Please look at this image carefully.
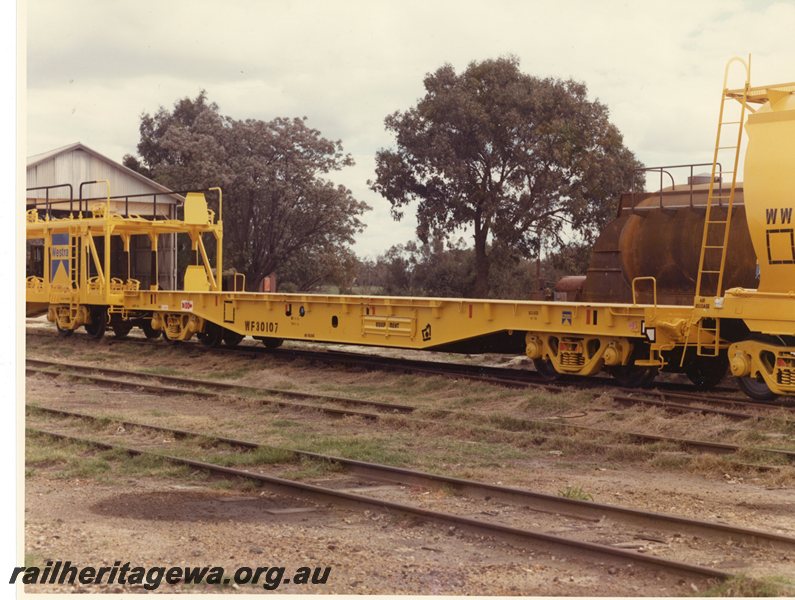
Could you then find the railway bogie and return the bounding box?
[24,63,795,400]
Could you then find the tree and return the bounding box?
[279,244,359,293]
[370,57,642,297]
[355,237,537,299]
[377,238,476,297]
[124,92,369,291]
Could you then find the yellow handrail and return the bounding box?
[209,187,223,222]
[631,276,657,306]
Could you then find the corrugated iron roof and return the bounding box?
[27,142,183,204]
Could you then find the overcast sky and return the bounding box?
[25,0,795,257]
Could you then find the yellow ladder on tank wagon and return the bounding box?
[694,56,751,357]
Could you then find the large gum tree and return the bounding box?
[124,92,369,291]
[371,57,642,297]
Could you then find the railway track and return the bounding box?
[25,357,414,414]
[26,357,795,467]
[28,327,794,414]
[607,394,792,421]
[25,328,548,389]
[26,353,789,423]
[29,408,784,579]
[28,427,735,583]
[28,403,795,551]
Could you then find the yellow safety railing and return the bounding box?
[631,276,658,306]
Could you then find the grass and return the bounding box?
[25,436,114,479]
[257,413,548,475]
[209,476,261,492]
[209,445,296,467]
[391,374,454,396]
[60,456,112,478]
[735,446,791,466]
[25,433,201,481]
[436,434,525,458]
[517,389,589,413]
[527,430,620,457]
[648,452,691,470]
[281,457,344,480]
[26,434,80,468]
[484,414,560,433]
[202,366,253,380]
[65,352,109,362]
[139,366,180,376]
[307,436,407,464]
[316,383,404,400]
[450,393,489,408]
[111,452,199,479]
[702,575,794,597]
[558,485,593,501]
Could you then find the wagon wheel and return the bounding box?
[685,354,728,390]
[199,323,224,347]
[111,320,133,339]
[532,358,560,382]
[261,337,284,349]
[737,374,778,402]
[56,322,73,337]
[140,319,162,339]
[222,330,245,347]
[84,308,107,340]
[610,365,657,388]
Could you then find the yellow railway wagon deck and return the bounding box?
[24,192,698,385]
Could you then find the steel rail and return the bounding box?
[651,388,795,411]
[24,357,414,414]
[608,395,775,421]
[25,365,382,420]
[18,328,729,395]
[230,344,746,397]
[26,361,795,464]
[28,403,795,553]
[28,327,779,405]
[26,426,732,582]
[24,329,540,389]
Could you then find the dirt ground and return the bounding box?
[22,325,795,595]
[27,472,710,595]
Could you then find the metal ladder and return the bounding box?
[695,56,751,357]
[67,233,80,327]
[69,233,80,290]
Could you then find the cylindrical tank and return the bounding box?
[581,184,757,305]
[554,275,586,302]
[618,189,757,302]
[744,88,795,294]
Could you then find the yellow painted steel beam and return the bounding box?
[128,289,685,351]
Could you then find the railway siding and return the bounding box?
[24,336,795,594]
[27,403,795,555]
[25,357,795,468]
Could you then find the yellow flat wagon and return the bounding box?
[24,61,795,400]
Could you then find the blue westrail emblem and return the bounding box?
[51,233,70,280]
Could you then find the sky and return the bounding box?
[24,0,795,258]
